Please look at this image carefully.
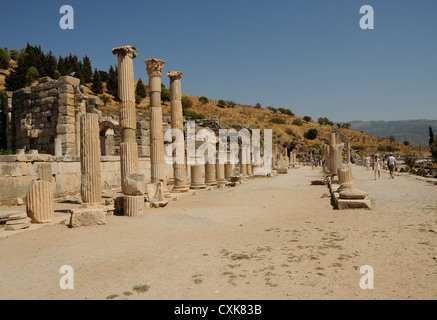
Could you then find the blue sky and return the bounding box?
[1,0,436,122]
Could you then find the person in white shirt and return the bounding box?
[364,155,371,171]
[387,153,396,179]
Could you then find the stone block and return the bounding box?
[56,124,75,134]
[5,223,30,231]
[69,208,105,227]
[58,76,80,86]
[124,173,145,195]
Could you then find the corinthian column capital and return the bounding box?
[145,58,165,77]
[112,45,138,59]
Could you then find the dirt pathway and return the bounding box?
[0,165,436,300]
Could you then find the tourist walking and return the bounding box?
[388,153,396,179]
[364,155,371,171]
[373,155,381,180]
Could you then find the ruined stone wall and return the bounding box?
[0,154,174,205]
[8,76,86,156]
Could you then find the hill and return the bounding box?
[0,47,424,157]
[349,120,437,148]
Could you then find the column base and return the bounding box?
[205,180,217,186]
[172,185,190,193]
[190,183,207,189]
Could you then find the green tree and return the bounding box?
[182,96,193,111]
[0,48,11,69]
[10,49,20,61]
[106,65,118,98]
[303,116,312,123]
[27,66,39,81]
[292,119,303,126]
[341,123,351,129]
[255,103,262,108]
[429,125,435,146]
[135,78,147,100]
[199,96,209,104]
[305,128,318,140]
[161,87,170,103]
[91,69,103,94]
[267,106,277,113]
[403,141,410,146]
[318,117,333,126]
[227,100,236,108]
[217,100,226,108]
[184,110,205,119]
[82,56,93,83]
[270,118,286,124]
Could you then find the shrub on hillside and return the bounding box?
[184,110,205,119]
[303,116,312,123]
[267,106,277,113]
[182,96,193,110]
[270,118,286,124]
[0,48,10,69]
[199,96,209,104]
[403,153,418,170]
[100,94,111,106]
[217,100,226,108]
[292,119,303,126]
[285,128,296,136]
[318,117,333,126]
[305,128,318,140]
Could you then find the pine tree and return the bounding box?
[91,69,103,94]
[82,56,92,83]
[106,65,118,98]
[135,78,147,98]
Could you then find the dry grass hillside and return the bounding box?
[1,65,423,156]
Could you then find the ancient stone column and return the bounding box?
[216,160,227,183]
[26,179,54,223]
[80,113,102,204]
[190,164,206,189]
[146,58,170,197]
[120,142,139,192]
[239,147,247,177]
[168,71,189,192]
[337,164,354,192]
[112,45,140,193]
[225,163,234,181]
[345,141,351,164]
[205,162,217,186]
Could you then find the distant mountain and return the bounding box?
[349,120,437,147]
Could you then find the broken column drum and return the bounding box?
[26,179,54,223]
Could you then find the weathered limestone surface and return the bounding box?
[216,162,227,183]
[26,179,54,223]
[190,164,206,189]
[70,208,105,227]
[168,71,189,192]
[123,195,144,217]
[225,163,234,181]
[205,162,217,186]
[146,58,170,197]
[80,113,102,204]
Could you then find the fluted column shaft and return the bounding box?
[112,46,139,195]
[205,162,217,186]
[26,179,54,223]
[146,59,169,196]
[80,113,102,203]
[168,71,189,192]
